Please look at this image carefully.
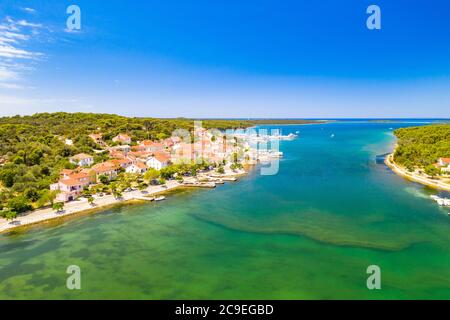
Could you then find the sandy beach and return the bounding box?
[385,153,450,192]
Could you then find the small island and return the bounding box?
[385,124,450,192]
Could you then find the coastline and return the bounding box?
[0,171,247,235]
[385,148,450,192]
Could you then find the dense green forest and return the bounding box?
[0,112,320,216]
[393,124,450,172]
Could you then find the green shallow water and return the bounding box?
[0,121,449,299]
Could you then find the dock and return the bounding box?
[221,177,237,182]
[182,182,217,188]
[132,196,155,201]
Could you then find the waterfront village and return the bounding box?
[49,127,296,203]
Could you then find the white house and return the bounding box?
[147,152,170,170]
[91,162,119,182]
[438,158,450,173]
[70,153,94,167]
[113,133,132,144]
[437,158,450,167]
[126,162,148,174]
[108,145,131,154]
[140,140,165,152]
[50,179,86,202]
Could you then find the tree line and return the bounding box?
[0,112,294,219]
[393,124,450,174]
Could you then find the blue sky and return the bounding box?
[0,0,449,118]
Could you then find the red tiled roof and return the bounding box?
[129,151,151,158]
[92,162,119,173]
[153,151,170,163]
[110,158,132,166]
[67,172,90,180]
[136,162,147,169]
[141,140,154,146]
[115,134,131,140]
[141,140,164,147]
[61,169,74,175]
[127,154,137,161]
[80,169,95,175]
[110,151,125,159]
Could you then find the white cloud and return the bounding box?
[21,8,37,14]
[1,31,30,41]
[0,44,41,59]
[17,20,43,28]
[0,16,45,90]
[0,36,18,44]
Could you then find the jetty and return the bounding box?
[430,195,450,206]
[132,196,155,201]
[221,177,238,182]
[182,182,216,188]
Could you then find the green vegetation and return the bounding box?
[0,208,16,221]
[159,162,213,180]
[230,163,243,171]
[143,168,160,182]
[4,209,17,223]
[424,165,441,177]
[0,112,257,212]
[393,124,450,172]
[52,202,64,212]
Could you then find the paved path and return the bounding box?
[0,180,181,234]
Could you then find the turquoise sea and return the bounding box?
[0,121,449,299]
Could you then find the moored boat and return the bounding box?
[431,195,450,206]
